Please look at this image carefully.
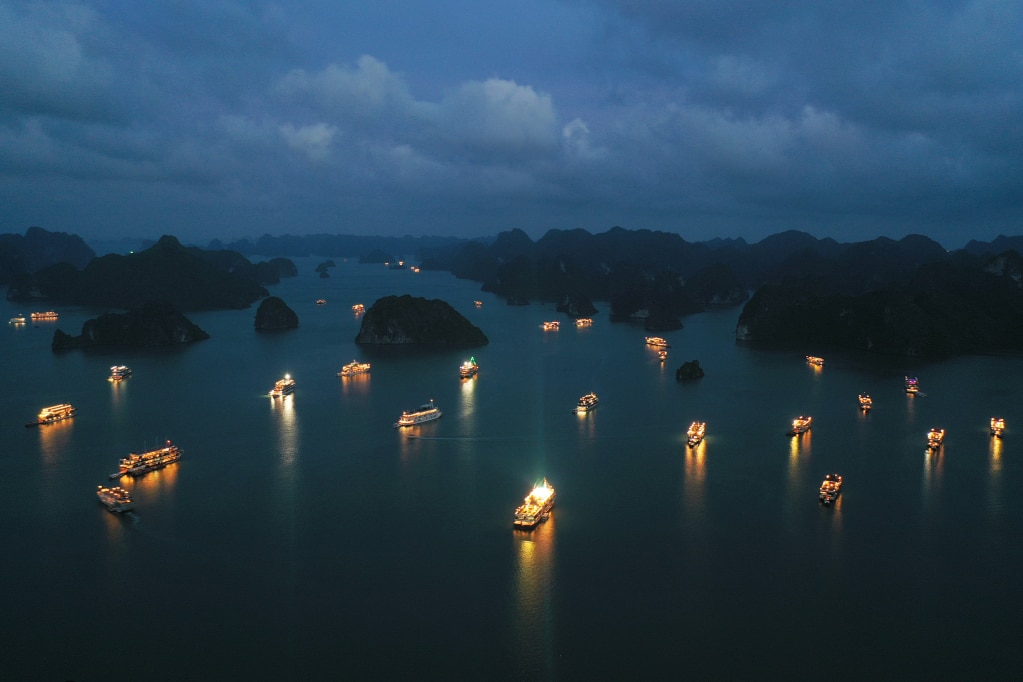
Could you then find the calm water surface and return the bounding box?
[2,260,1021,680]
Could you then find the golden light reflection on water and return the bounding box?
[397,431,424,463]
[109,377,126,407]
[989,436,1003,474]
[270,394,299,468]
[922,446,943,506]
[988,436,1003,518]
[459,374,477,422]
[124,463,180,502]
[339,372,370,397]
[38,420,74,466]
[575,409,596,439]
[683,439,706,516]
[513,515,555,679]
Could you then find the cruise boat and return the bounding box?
[114,441,183,478]
[540,321,560,331]
[459,357,479,379]
[394,399,442,428]
[30,311,59,321]
[269,374,296,397]
[352,303,365,313]
[108,365,133,381]
[991,417,1005,438]
[927,428,945,450]
[575,318,592,327]
[905,376,920,394]
[338,360,371,377]
[97,485,134,513]
[687,421,706,447]
[9,315,26,325]
[576,392,599,413]
[789,415,813,435]
[513,479,556,530]
[645,336,670,348]
[25,403,77,427]
[806,355,824,366]
[819,474,843,506]
[658,350,668,362]
[858,393,873,411]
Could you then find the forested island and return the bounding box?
[6,225,1023,358]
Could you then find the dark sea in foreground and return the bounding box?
[3,259,1021,680]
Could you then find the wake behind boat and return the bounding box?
[394,399,442,428]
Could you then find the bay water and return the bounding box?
[2,259,1020,680]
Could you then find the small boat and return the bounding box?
[575,318,593,327]
[991,417,1005,438]
[269,374,295,397]
[459,357,479,379]
[806,355,824,366]
[474,300,483,307]
[9,315,26,325]
[927,428,945,450]
[658,350,668,362]
[858,393,873,411]
[108,365,133,381]
[394,399,442,428]
[819,474,843,506]
[97,485,134,513]
[576,392,599,413]
[645,336,670,348]
[905,376,920,394]
[338,360,371,377]
[30,311,59,321]
[789,415,813,435]
[513,479,556,530]
[352,303,365,313]
[540,321,560,331]
[315,299,327,305]
[687,421,706,447]
[26,403,77,427]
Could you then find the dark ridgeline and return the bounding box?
[355,294,488,347]
[51,301,210,351]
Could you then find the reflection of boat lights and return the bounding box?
[990,437,1003,473]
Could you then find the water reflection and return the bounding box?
[339,373,370,398]
[397,430,424,463]
[988,436,1003,518]
[38,420,74,467]
[922,446,943,507]
[124,464,180,504]
[109,377,127,408]
[512,515,556,680]
[682,439,706,517]
[459,374,477,428]
[575,408,596,439]
[270,395,299,468]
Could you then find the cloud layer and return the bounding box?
[1,0,1020,247]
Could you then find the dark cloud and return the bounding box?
[1,0,1020,248]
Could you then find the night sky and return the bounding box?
[2,1,1021,247]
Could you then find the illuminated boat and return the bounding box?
[352,303,365,313]
[9,315,26,325]
[540,321,560,331]
[269,374,296,397]
[474,300,483,307]
[645,336,670,348]
[789,415,813,435]
[991,417,1005,438]
[658,350,668,362]
[315,299,327,305]
[30,311,59,321]
[927,428,945,450]
[513,479,556,530]
[114,441,182,478]
[25,403,77,427]
[806,355,824,366]
[575,318,592,327]
[687,421,706,447]
[97,485,134,513]
[858,393,873,411]
[394,399,442,428]
[905,376,920,394]
[338,360,371,377]
[108,365,133,381]
[819,474,843,506]
[576,392,599,413]
[459,357,479,379]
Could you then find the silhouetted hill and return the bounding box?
[9,235,268,310]
[355,295,488,347]
[51,301,210,350]
[0,226,95,285]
